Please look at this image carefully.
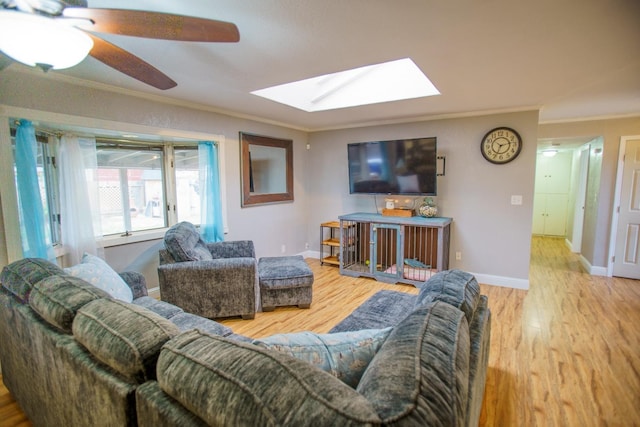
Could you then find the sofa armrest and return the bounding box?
[119,271,148,298]
[157,258,257,319]
[205,240,255,259]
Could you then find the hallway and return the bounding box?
[480,236,640,425]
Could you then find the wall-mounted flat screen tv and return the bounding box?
[347,137,437,195]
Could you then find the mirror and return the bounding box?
[240,132,293,207]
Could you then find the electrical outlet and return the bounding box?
[455,251,462,261]
[305,242,309,249]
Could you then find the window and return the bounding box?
[11,122,210,242]
[11,132,61,245]
[174,146,201,224]
[96,143,167,235]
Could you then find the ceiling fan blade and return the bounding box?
[0,51,14,71]
[63,8,240,42]
[87,33,177,90]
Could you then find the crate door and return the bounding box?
[371,223,402,282]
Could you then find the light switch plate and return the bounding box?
[511,195,523,205]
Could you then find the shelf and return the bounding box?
[320,221,342,267]
[322,256,339,265]
[322,238,340,246]
[321,221,340,228]
[321,220,352,229]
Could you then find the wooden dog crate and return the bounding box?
[339,212,451,288]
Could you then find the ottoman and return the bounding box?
[258,255,314,311]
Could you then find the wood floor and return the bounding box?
[1,236,639,426]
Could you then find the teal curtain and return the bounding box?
[14,119,54,260]
[198,141,224,242]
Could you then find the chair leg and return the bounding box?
[298,304,311,309]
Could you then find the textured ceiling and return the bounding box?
[3,0,640,131]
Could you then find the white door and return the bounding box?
[613,138,640,278]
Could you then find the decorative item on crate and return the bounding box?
[418,197,438,218]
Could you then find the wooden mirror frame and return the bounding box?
[240,132,294,207]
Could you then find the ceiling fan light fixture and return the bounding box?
[0,11,93,70]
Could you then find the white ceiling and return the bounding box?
[3,0,640,132]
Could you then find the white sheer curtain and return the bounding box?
[58,134,103,265]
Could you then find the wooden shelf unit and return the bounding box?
[338,212,452,288]
[320,221,342,266]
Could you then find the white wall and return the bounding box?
[307,111,540,288]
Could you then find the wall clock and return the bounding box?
[480,127,522,164]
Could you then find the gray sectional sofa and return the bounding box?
[0,257,490,426]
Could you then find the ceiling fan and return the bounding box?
[0,0,240,89]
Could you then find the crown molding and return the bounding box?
[5,66,639,134]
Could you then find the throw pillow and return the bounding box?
[64,253,133,303]
[163,221,212,262]
[253,327,392,388]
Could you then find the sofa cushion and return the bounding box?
[0,258,65,302]
[133,296,184,319]
[357,301,470,425]
[73,298,180,383]
[329,290,416,333]
[170,312,233,337]
[29,275,111,333]
[157,330,381,426]
[65,254,133,303]
[164,221,212,262]
[415,269,480,323]
[253,327,391,388]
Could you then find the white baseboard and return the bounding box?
[302,250,321,259]
[302,250,530,289]
[579,254,608,276]
[472,273,530,290]
[565,238,574,252]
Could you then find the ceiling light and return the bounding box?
[542,149,558,157]
[0,11,93,71]
[251,58,440,112]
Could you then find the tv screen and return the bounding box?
[347,137,437,195]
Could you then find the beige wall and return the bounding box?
[308,111,540,288]
[1,67,638,287]
[0,69,310,285]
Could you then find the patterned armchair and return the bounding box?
[157,222,257,319]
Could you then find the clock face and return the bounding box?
[480,127,522,164]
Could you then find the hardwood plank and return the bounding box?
[1,236,639,426]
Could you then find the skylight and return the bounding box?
[251,58,440,112]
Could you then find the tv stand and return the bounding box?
[338,212,451,288]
